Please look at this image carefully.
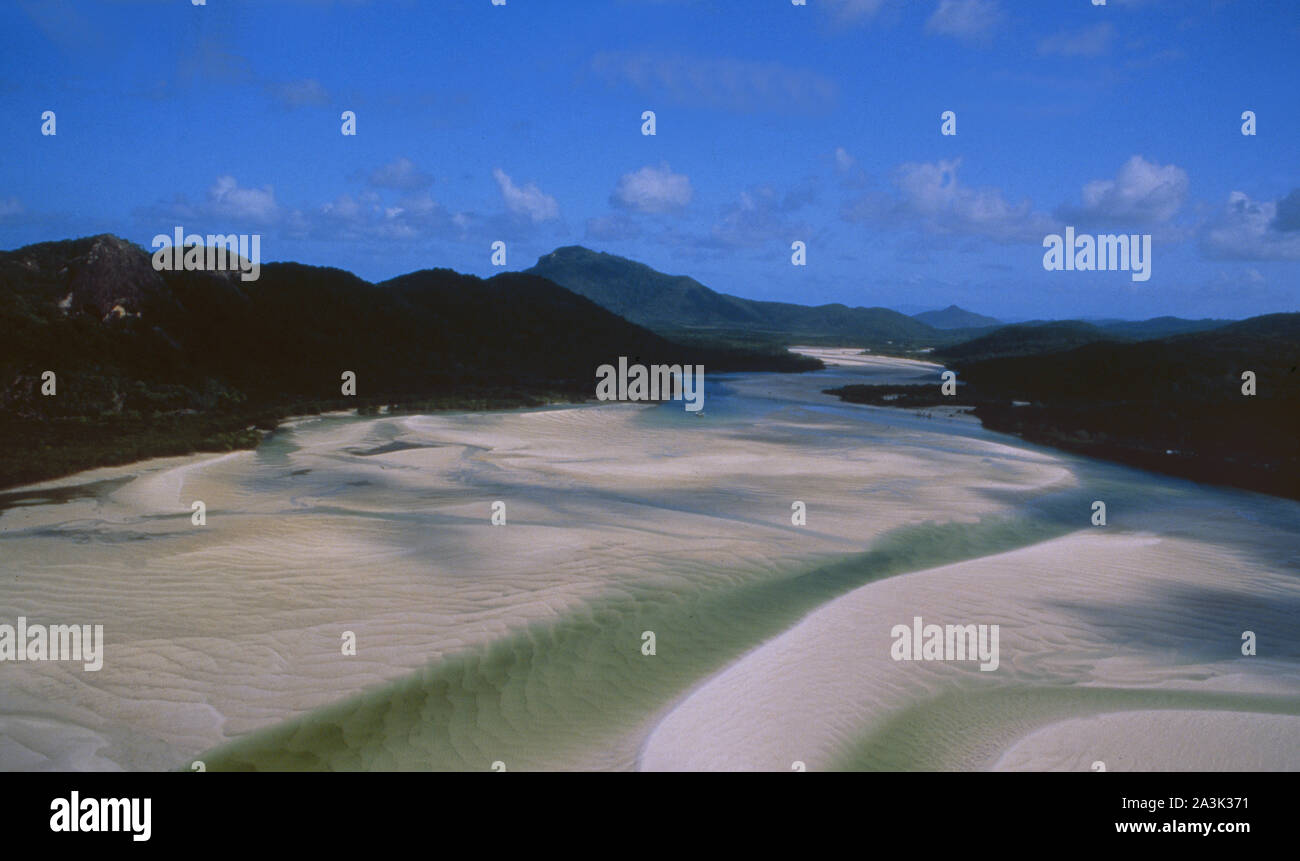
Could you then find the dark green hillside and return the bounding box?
[935,317,1237,364]
[526,245,944,349]
[933,321,1109,363]
[0,235,818,489]
[1095,316,1230,339]
[912,305,1002,330]
[827,314,1300,499]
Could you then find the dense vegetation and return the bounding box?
[1087,315,1231,339]
[4,234,1285,500]
[911,304,1002,330]
[827,314,1300,499]
[932,321,1115,363]
[527,245,1236,355]
[931,317,1241,364]
[0,235,819,489]
[527,245,947,350]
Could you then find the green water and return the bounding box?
[830,685,1300,771]
[198,510,1078,771]
[185,371,1297,771]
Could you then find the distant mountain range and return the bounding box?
[933,317,1241,364]
[1,234,1286,494]
[526,246,940,349]
[828,312,1300,499]
[911,305,1002,330]
[523,242,1298,499]
[527,245,1239,351]
[0,235,814,488]
[1,235,812,406]
[934,321,1115,364]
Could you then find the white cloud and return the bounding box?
[834,147,856,173]
[319,193,365,223]
[206,176,279,223]
[1201,191,1300,261]
[146,174,464,245]
[1062,155,1188,225]
[393,192,440,219]
[0,196,22,218]
[845,158,1054,242]
[707,186,805,249]
[925,0,1002,43]
[309,187,449,242]
[492,168,560,223]
[611,163,693,214]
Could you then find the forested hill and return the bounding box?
[526,245,942,349]
[911,305,1001,330]
[828,313,1300,499]
[0,234,817,489]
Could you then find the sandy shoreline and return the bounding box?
[2,355,1296,771]
[638,525,1300,771]
[991,711,1300,771]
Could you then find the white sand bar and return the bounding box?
[2,356,1296,771]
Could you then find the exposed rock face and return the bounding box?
[0,234,168,319]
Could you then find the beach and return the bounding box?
[1,353,1296,771]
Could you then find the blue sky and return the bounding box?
[1,0,1297,320]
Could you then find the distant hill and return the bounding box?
[934,321,1109,363]
[1011,316,1232,339]
[956,314,1300,497]
[912,305,1001,330]
[526,246,943,349]
[523,247,1234,354]
[934,316,1238,364]
[1213,312,1300,339]
[953,314,1299,409]
[1094,316,1232,339]
[828,313,1300,499]
[0,235,817,489]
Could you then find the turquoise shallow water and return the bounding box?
[2,357,1293,771]
[832,687,1300,771]
[197,509,1078,771]
[174,362,1297,771]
